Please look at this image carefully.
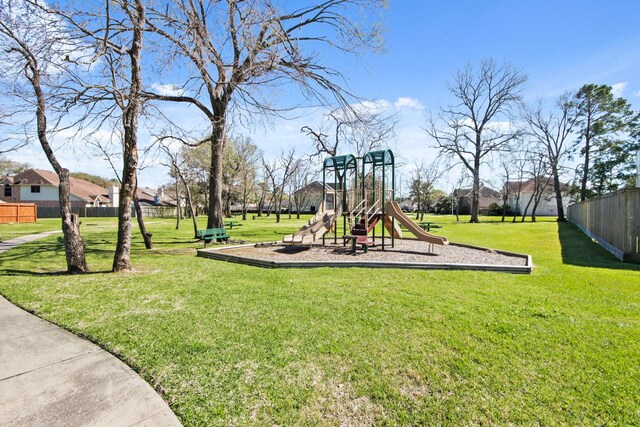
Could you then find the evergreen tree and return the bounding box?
[574,84,637,200]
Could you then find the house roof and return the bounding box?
[12,169,110,203]
[454,185,501,198]
[136,187,175,206]
[506,177,569,193]
[292,180,336,196]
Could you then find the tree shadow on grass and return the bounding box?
[2,269,112,276]
[557,221,640,271]
[0,238,115,263]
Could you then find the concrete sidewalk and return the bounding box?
[0,233,181,426]
[0,230,61,253]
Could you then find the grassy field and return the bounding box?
[1,214,639,425]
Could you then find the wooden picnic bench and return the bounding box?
[197,228,230,247]
[417,222,442,232]
[223,221,243,229]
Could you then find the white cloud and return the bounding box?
[149,83,186,97]
[633,90,640,97]
[353,99,392,114]
[394,97,424,110]
[486,121,515,133]
[611,82,628,97]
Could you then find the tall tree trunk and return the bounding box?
[501,173,509,222]
[175,176,181,230]
[31,64,87,273]
[207,103,227,228]
[241,188,248,221]
[470,139,481,223]
[113,159,137,270]
[207,138,225,228]
[58,169,88,273]
[580,109,592,201]
[176,171,198,238]
[552,165,566,221]
[113,0,144,271]
[521,194,534,222]
[531,196,540,222]
[257,193,264,217]
[133,193,153,249]
[512,191,521,223]
[470,170,480,223]
[501,196,508,222]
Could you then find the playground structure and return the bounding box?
[282,150,448,251]
[281,201,341,245]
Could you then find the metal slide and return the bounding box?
[385,201,448,245]
[282,204,341,245]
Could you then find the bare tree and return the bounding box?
[221,136,259,218]
[0,158,29,176]
[108,0,146,270]
[143,0,385,229]
[496,144,528,222]
[161,143,199,238]
[427,59,527,223]
[408,160,442,221]
[262,149,297,223]
[0,111,28,155]
[235,138,261,220]
[256,177,269,217]
[0,0,87,273]
[523,94,578,221]
[89,131,153,251]
[451,168,470,222]
[520,148,552,222]
[303,107,397,160]
[48,0,148,270]
[180,142,211,215]
[289,158,316,219]
[498,157,511,222]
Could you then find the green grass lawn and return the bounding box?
[1,214,639,425]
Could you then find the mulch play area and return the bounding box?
[197,238,532,273]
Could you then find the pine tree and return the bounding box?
[574,84,637,200]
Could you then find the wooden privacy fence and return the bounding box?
[567,188,640,262]
[0,203,37,223]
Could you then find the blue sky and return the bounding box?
[243,0,640,194]
[361,0,640,102]
[8,0,640,190]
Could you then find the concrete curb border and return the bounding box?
[197,241,533,274]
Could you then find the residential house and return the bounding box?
[136,186,175,207]
[505,177,570,216]
[1,176,16,203]
[1,169,114,208]
[288,181,339,213]
[453,184,501,215]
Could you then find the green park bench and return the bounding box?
[197,228,230,247]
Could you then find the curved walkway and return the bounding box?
[0,233,181,426]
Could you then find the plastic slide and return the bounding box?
[283,205,341,245]
[383,214,403,238]
[385,201,448,245]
